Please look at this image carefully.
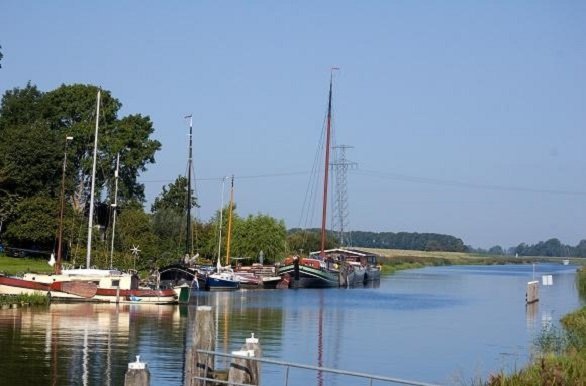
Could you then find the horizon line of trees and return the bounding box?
[345,230,467,252]
[472,238,586,258]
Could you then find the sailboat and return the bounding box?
[158,115,203,296]
[277,70,340,288]
[205,176,240,291]
[0,91,178,304]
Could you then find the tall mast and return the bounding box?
[109,153,120,269]
[320,69,336,257]
[217,177,227,265]
[225,175,234,266]
[185,115,193,257]
[86,90,101,269]
[56,135,73,274]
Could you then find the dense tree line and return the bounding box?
[345,231,467,252]
[511,238,586,258]
[467,239,586,258]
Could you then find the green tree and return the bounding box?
[0,121,61,197]
[150,175,201,264]
[233,213,287,263]
[115,207,158,271]
[106,113,161,202]
[576,240,586,258]
[488,245,504,255]
[193,220,216,260]
[205,205,239,262]
[42,84,161,204]
[151,176,197,214]
[0,191,19,238]
[0,83,44,129]
[151,207,185,264]
[287,229,338,256]
[3,196,58,249]
[0,83,161,251]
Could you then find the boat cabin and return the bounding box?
[308,248,379,266]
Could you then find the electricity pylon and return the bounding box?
[331,145,357,247]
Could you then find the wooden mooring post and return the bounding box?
[124,355,150,386]
[526,280,539,304]
[185,305,215,386]
[228,333,262,385]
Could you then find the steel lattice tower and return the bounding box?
[331,145,357,246]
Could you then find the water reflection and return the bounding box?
[0,264,581,386]
[0,303,183,386]
[525,301,538,329]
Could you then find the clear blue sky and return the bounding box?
[1,1,585,249]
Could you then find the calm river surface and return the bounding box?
[0,263,582,386]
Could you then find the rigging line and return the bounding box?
[297,82,334,239]
[141,170,311,184]
[234,171,309,180]
[299,114,327,232]
[352,169,586,196]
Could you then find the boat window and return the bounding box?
[112,280,120,287]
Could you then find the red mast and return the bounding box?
[320,69,338,257]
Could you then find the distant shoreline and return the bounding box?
[362,247,585,274]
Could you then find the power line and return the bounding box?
[141,170,310,184]
[352,169,586,196]
[141,168,586,196]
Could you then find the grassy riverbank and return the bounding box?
[362,248,543,275]
[0,293,49,307]
[484,268,586,385]
[0,254,54,276]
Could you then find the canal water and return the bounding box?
[0,263,582,386]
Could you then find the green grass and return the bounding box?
[0,293,49,306]
[577,268,586,300]
[486,353,586,386]
[0,254,54,276]
[366,248,539,275]
[361,248,586,277]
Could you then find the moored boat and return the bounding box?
[202,176,241,292]
[232,270,263,288]
[0,269,178,304]
[340,261,366,287]
[233,262,281,289]
[278,256,339,288]
[277,69,342,289]
[0,91,178,304]
[205,271,240,291]
[205,260,240,291]
[314,248,381,283]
